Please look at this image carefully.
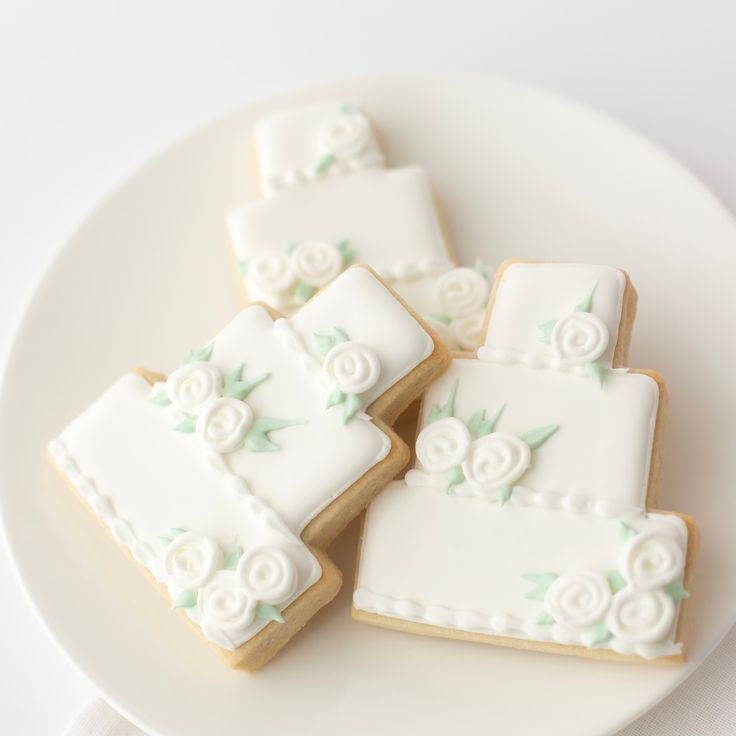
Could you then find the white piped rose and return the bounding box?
[461,432,531,495]
[619,532,684,591]
[291,242,343,288]
[320,112,371,159]
[163,532,223,590]
[606,588,675,644]
[435,267,489,319]
[166,363,222,415]
[196,397,253,453]
[237,546,297,605]
[415,417,471,472]
[551,312,609,365]
[247,249,295,296]
[452,312,486,351]
[323,341,380,395]
[544,571,612,629]
[198,570,256,632]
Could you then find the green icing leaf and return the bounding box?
[333,326,350,344]
[522,573,558,601]
[314,332,336,357]
[430,313,452,326]
[172,590,197,609]
[149,391,172,406]
[256,601,285,623]
[665,581,690,601]
[618,521,638,543]
[444,466,465,492]
[339,103,357,114]
[326,388,346,409]
[535,610,555,626]
[295,282,317,303]
[222,364,270,400]
[574,282,599,313]
[520,424,559,449]
[538,320,557,345]
[586,620,613,648]
[586,361,605,389]
[285,242,297,254]
[473,259,488,279]
[173,417,197,433]
[315,152,337,173]
[245,417,304,452]
[170,527,186,536]
[235,259,248,275]
[223,546,243,571]
[468,404,505,438]
[342,393,363,424]
[336,240,354,265]
[181,343,214,366]
[607,569,627,594]
[428,379,459,423]
[158,535,173,546]
[497,485,513,506]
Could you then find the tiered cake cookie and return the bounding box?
[49,266,450,670]
[354,260,697,662]
[226,101,493,350]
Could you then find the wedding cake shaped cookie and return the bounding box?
[354,261,697,662]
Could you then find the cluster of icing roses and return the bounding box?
[414,380,558,502]
[525,523,688,649]
[151,345,298,454]
[162,529,298,646]
[538,282,610,386]
[240,240,353,308]
[430,262,491,351]
[314,326,381,424]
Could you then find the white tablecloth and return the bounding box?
[1,1,734,733]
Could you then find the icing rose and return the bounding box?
[606,588,676,644]
[415,417,471,472]
[619,532,685,591]
[452,312,486,351]
[320,112,371,159]
[237,546,297,605]
[291,242,344,288]
[163,532,223,590]
[198,570,256,632]
[323,341,381,395]
[461,433,531,495]
[196,397,253,453]
[550,312,609,365]
[435,267,489,319]
[247,249,295,296]
[165,363,222,415]
[544,572,612,629]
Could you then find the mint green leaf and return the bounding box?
[235,259,248,275]
[586,361,605,389]
[586,620,613,648]
[256,601,285,623]
[315,152,337,173]
[223,546,243,571]
[336,240,354,265]
[429,313,452,326]
[342,393,363,423]
[473,259,488,279]
[223,373,270,400]
[333,326,350,344]
[444,466,465,492]
[295,282,317,303]
[172,590,197,609]
[520,424,559,449]
[314,332,336,357]
[224,363,244,386]
[498,485,513,506]
[181,344,214,366]
[169,527,186,536]
[535,610,555,626]
[173,417,197,433]
[149,391,172,406]
[158,535,173,546]
[607,569,627,594]
[468,404,505,437]
[285,242,297,253]
[522,573,558,601]
[574,282,599,313]
[326,388,346,409]
[665,581,690,601]
[339,103,356,114]
[618,521,638,543]
[428,379,459,423]
[245,417,304,452]
[538,320,557,345]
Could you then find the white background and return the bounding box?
[1,1,735,733]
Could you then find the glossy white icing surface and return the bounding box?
[254,101,384,195]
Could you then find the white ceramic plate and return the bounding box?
[2,75,735,736]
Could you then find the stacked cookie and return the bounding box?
[48,101,696,671]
